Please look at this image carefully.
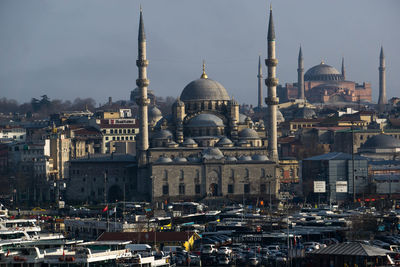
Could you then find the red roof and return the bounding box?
[73,127,101,136]
[289,118,324,123]
[97,232,195,243]
[278,136,296,143]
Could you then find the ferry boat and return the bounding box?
[0,244,171,266]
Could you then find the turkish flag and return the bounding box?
[102,205,108,212]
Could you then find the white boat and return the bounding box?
[0,216,65,244]
[0,246,171,266]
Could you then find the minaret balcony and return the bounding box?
[265,78,279,87]
[135,97,150,106]
[265,96,279,105]
[265,58,278,67]
[136,59,149,67]
[136,78,150,87]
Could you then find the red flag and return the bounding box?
[102,205,108,212]
[6,250,10,257]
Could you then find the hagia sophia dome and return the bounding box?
[304,62,344,82]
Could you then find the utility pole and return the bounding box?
[352,122,356,203]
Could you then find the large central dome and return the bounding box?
[304,62,343,81]
[180,76,230,101]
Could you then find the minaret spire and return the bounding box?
[378,46,387,112]
[297,46,305,100]
[265,6,279,162]
[136,7,150,166]
[341,57,346,80]
[257,55,263,109]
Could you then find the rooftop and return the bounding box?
[305,152,367,161]
[309,242,391,257]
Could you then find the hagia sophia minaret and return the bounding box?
[265,6,279,162]
[297,46,305,100]
[341,57,346,80]
[378,46,387,111]
[136,7,150,166]
[257,55,263,109]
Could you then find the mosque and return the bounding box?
[133,8,290,205]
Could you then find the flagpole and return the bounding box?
[107,207,109,232]
[104,172,109,232]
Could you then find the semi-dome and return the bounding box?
[277,109,285,123]
[225,156,237,161]
[187,113,224,127]
[152,129,173,139]
[252,154,269,161]
[239,128,260,139]
[166,140,179,148]
[202,147,224,160]
[187,156,201,163]
[180,77,230,101]
[238,155,252,161]
[174,157,188,163]
[362,134,400,149]
[239,113,253,124]
[148,106,162,123]
[183,138,197,145]
[304,62,343,81]
[216,137,233,147]
[155,156,173,163]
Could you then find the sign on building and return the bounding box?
[336,181,348,193]
[314,181,326,193]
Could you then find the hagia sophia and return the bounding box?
[277,48,372,104]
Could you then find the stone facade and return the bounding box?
[67,154,136,204]
[151,157,276,203]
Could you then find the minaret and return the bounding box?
[341,57,346,80]
[136,7,150,166]
[265,6,279,162]
[257,55,263,109]
[378,46,387,111]
[297,46,305,100]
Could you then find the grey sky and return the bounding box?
[0,0,399,106]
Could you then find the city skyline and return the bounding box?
[0,0,399,105]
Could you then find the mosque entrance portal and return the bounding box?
[209,183,218,197]
[108,184,123,202]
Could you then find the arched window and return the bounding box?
[245,168,249,178]
[180,170,184,181]
[163,170,168,181]
[261,168,265,178]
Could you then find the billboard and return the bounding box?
[336,181,348,193]
[314,181,326,193]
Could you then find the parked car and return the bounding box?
[217,255,230,265]
[217,246,232,255]
[201,244,217,254]
[303,242,321,251]
[372,239,391,248]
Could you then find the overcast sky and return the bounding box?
[0,0,399,106]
